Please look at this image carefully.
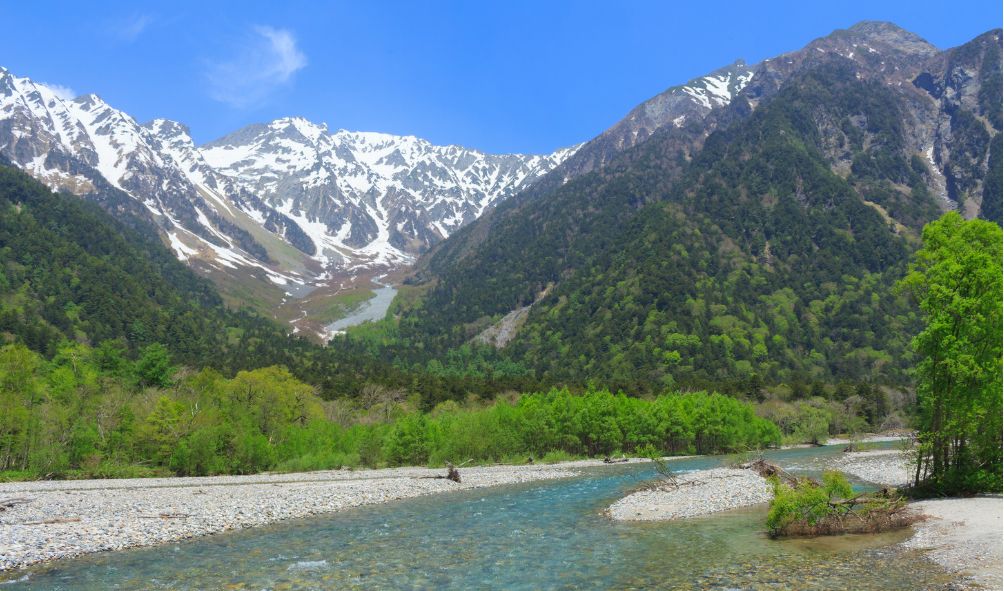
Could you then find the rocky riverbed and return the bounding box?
[0,463,577,571]
[607,467,772,521]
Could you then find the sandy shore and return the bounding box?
[0,462,588,572]
[608,467,772,521]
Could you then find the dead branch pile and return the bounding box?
[768,472,922,538]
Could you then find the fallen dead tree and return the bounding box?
[745,458,798,485]
[24,517,81,525]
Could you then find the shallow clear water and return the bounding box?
[4,446,950,590]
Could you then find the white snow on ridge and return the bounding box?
[64,95,149,190]
[675,67,754,113]
[702,74,733,104]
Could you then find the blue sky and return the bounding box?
[2,1,1000,153]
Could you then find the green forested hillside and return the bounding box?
[508,63,925,389]
[391,49,1000,391]
[0,165,227,358]
[0,164,329,371]
[0,164,895,481]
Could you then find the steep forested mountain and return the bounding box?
[395,23,1002,391]
[0,161,302,364]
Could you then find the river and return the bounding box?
[5,445,952,590]
[325,276,398,333]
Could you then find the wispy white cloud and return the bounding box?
[205,26,307,109]
[40,82,76,101]
[112,14,154,42]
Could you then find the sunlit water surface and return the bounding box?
[4,445,950,590]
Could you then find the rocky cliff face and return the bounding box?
[912,30,1002,219]
[735,23,1001,223]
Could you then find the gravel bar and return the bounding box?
[608,467,772,521]
[831,449,915,488]
[904,496,1003,591]
[0,463,578,571]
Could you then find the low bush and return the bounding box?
[766,470,918,538]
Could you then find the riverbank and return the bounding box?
[0,463,581,572]
[825,433,912,446]
[905,496,1003,591]
[824,449,1001,590]
[607,443,914,523]
[606,448,1001,590]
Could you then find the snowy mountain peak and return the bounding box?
[147,118,192,139]
[200,116,577,268]
[271,116,329,144]
[557,59,756,175]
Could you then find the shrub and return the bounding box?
[767,470,917,537]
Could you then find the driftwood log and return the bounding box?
[747,459,801,486]
[0,497,33,512]
[25,517,81,525]
[139,512,192,519]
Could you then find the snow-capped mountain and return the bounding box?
[0,66,576,296]
[200,118,578,268]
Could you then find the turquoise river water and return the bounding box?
[3,445,952,590]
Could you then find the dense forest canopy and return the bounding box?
[0,339,782,478]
